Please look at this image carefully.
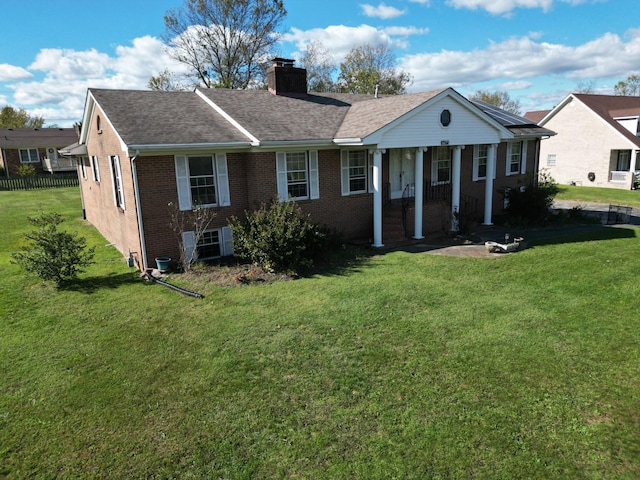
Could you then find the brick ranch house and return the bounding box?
[73,59,554,270]
[0,127,79,177]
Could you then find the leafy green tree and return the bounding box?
[469,89,521,115]
[300,40,338,93]
[0,105,45,128]
[338,44,412,95]
[162,0,286,89]
[228,198,326,273]
[148,69,191,91]
[11,212,95,287]
[614,74,640,96]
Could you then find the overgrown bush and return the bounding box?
[228,198,327,273]
[17,164,36,176]
[504,171,559,226]
[11,212,95,287]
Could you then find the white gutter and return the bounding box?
[128,142,251,155]
[131,150,148,270]
[258,140,335,148]
[333,138,365,146]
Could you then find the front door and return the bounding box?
[389,148,416,199]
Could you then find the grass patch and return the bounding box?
[2,188,640,478]
[556,185,640,207]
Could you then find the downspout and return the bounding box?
[77,157,86,219]
[1,148,9,178]
[533,138,540,188]
[131,150,148,270]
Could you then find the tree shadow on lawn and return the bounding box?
[59,271,141,294]
[524,224,638,248]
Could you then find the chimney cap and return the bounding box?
[271,57,295,67]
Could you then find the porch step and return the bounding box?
[384,202,408,243]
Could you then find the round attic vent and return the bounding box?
[440,109,451,127]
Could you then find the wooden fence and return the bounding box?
[0,174,79,191]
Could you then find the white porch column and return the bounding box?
[451,146,463,231]
[372,148,385,247]
[483,143,498,225]
[630,149,638,190]
[413,147,427,239]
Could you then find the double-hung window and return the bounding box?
[181,227,234,262]
[341,149,373,195]
[276,151,319,201]
[175,154,230,210]
[189,156,218,206]
[616,150,631,171]
[197,230,221,259]
[276,150,320,202]
[506,141,527,176]
[432,147,451,184]
[90,156,101,182]
[19,148,39,163]
[109,155,125,209]
[79,157,88,179]
[473,145,488,181]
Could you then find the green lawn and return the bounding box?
[556,184,640,207]
[2,188,640,478]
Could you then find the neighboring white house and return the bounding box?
[525,94,640,190]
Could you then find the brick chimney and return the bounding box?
[267,58,308,96]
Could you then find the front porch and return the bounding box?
[382,182,483,246]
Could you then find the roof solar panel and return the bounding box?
[471,100,535,126]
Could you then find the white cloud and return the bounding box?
[0,64,33,82]
[446,0,553,14]
[446,0,598,15]
[408,0,430,4]
[500,80,533,90]
[401,30,640,91]
[283,24,427,61]
[5,36,186,126]
[361,3,407,19]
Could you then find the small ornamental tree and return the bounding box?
[168,201,217,272]
[228,198,326,273]
[11,212,95,287]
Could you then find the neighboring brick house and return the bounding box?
[74,59,553,270]
[0,127,79,177]
[525,94,640,189]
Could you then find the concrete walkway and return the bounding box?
[390,199,639,258]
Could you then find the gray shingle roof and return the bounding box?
[89,89,251,146]
[335,89,446,139]
[196,88,374,142]
[87,86,553,148]
[0,128,78,148]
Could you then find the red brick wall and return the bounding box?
[83,137,541,268]
[81,106,142,267]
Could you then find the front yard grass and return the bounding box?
[1,188,640,478]
[556,184,640,207]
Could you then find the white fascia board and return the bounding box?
[195,89,260,146]
[127,142,252,156]
[538,94,575,126]
[78,91,94,144]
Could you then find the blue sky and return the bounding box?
[1,0,638,126]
